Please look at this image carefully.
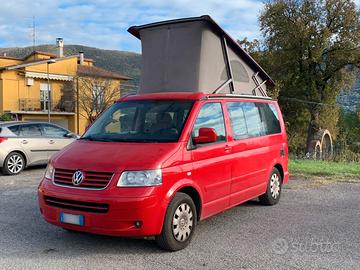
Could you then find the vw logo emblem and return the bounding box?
[72,170,84,186]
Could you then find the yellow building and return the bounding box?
[0,40,130,134]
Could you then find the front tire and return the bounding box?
[259,168,282,205]
[2,152,25,175]
[156,192,197,251]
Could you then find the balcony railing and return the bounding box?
[14,98,75,113]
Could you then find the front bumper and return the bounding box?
[38,179,166,237]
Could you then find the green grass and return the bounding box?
[289,159,360,180]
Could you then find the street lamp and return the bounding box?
[46,59,56,122]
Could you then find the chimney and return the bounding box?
[56,38,64,57]
[79,51,84,65]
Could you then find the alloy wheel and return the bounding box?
[7,154,24,174]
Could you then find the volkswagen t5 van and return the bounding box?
[38,92,288,251]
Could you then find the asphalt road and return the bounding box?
[0,167,359,270]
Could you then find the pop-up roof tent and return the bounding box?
[128,15,274,96]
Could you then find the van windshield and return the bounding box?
[82,100,194,142]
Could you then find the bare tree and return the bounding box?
[58,81,75,112]
[77,76,120,123]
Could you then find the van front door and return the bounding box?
[190,102,232,219]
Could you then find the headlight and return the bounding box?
[117,169,162,187]
[44,163,54,180]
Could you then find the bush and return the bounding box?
[0,113,13,121]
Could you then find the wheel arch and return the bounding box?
[165,180,203,222]
[5,150,28,167]
[177,186,202,221]
[273,163,284,182]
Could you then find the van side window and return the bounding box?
[226,102,248,139]
[242,102,263,137]
[193,103,226,142]
[258,103,281,135]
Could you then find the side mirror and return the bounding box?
[65,132,79,139]
[193,127,217,144]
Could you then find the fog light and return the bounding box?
[134,221,142,228]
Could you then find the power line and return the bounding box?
[278,96,354,108]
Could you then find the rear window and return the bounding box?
[8,125,20,136]
[258,103,281,135]
[226,102,281,140]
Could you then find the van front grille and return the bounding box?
[44,196,109,213]
[53,168,113,189]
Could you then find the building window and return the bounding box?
[40,83,51,110]
[92,85,104,111]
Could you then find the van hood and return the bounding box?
[52,140,181,173]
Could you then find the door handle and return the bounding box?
[224,145,232,152]
[21,140,28,144]
[49,140,55,144]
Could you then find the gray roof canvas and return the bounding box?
[128,15,274,96]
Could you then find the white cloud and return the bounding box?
[0,0,264,52]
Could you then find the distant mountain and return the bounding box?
[1,44,359,110]
[0,45,141,93]
[337,75,360,112]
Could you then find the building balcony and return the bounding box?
[5,98,75,115]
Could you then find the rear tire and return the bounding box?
[156,192,197,251]
[259,168,282,205]
[2,152,25,175]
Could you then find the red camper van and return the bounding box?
[38,16,289,251]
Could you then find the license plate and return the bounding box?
[60,212,84,226]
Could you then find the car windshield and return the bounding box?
[82,100,194,142]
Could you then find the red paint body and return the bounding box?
[38,92,289,236]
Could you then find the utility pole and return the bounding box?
[47,59,56,122]
[32,16,36,52]
[76,77,80,134]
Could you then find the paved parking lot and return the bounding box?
[0,167,359,270]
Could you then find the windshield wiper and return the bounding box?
[80,136,112,142]
[111,138,174,143]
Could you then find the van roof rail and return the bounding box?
[202,94,273,101]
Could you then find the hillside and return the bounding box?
[0,45,141,92]
[0,44,359,110]
[337,76,360,112]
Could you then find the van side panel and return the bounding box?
[227,136,274,206]
[222,99,288,207]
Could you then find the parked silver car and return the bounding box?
[0,121,78,175]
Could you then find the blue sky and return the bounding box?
[0,0,265,53]
[0,0,359,53]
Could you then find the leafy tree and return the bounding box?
[259,0,360,153]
